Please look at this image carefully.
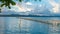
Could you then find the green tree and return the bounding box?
[0,0,22,12]
[0,0,41,12]
[0,0,22,8]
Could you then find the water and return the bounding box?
[0,17,60,34]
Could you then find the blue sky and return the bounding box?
[0,0,60,14]
[12,0,60,13]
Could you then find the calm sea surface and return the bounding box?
[0,17,60,34]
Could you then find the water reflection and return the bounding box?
[0,17,60,34]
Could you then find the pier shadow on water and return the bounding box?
[0,17,60,34]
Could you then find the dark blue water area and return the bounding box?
[3,17,60,34]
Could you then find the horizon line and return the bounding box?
[0,15,60,17]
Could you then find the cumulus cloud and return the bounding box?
[5,3,33,12]
[16,5,32,12]
[48,0,60,13]
[25,2,32,5]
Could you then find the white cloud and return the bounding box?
[52,5,59,13]
[39,4,42,7]
[9,3,33,12]
[25,2,32,5]
[1,2,33,12]
[48,0,60,13]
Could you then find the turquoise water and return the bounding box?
[0,17,60,34]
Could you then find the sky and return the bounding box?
[0,0,60,14]
[0,0,60,33]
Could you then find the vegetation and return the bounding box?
[0,0,22,8]
[0,0,22,12]
[0,0,41,12]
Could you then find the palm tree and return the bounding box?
[0,0,22,8]
[0,0,41,8]
[0,0,22,12]
[0,0,41,12]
